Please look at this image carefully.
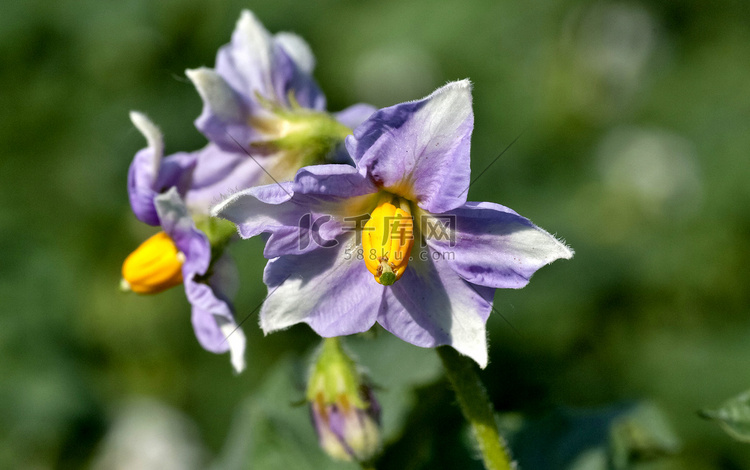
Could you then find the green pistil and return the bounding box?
[377,260,397,286]
[379,272,396,286]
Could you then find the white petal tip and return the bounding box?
[275,32,316,73]
[432,79,472,98]
[128,110,146,125]
[470,349,489,369]
[238,9,260,26]
[449,325,488,369]
[219,318,247,374]
[185,67,213,85]
[186,68,245,123]
[185,67,214,91]
[208,187,258,221]
[551,235,575,261]
[129,111,163,154]
[446,78,472,90]
[231,355,246,374]
[209,197,231,219]
[237,9,269,40]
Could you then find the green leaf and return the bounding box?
[700,389,750,443]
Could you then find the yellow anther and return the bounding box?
[121,231,184,294]
[362,195,414,285]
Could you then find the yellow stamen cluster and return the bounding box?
[121,231,185,294]
[362,196,414,285]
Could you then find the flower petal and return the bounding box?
[182,143,264,214]
[185,276,246,373]
[215,10,325,111]
[214,182,307,257]
[334,103,377,131]
[345,80,473,213]
[217,315,246,374]
[269,42,326,111]
[378,244,494,367]
[427,201,574,289]
[187,67,255,152]
[274,32,315,75]
[154,188,211,276]
[215,10,276,103]
[129,111,163,179]
[128,112,196,225]
[128,150,161,226]
[127,112,164,224]
[212,164,378,257]
[187,68,247,125]
[260,234,383,337]
[292,164,379,198]
[186,255,244,368]
[156,190,246,372]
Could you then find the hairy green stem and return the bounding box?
[437,346,515,470]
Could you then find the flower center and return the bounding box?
[121,231,185,294]
[362,195,414,286]
[248,91,352,167]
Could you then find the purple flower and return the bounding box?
[123,10,375,373]
[186,10,375,177]
[213,80,573,367]
[123,113,246,373]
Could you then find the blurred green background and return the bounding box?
[3,0,750,468]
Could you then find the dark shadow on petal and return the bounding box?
[264,233,352,290]
[386,244,494,347]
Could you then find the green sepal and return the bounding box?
[307,337,367,409]
[251,92,352,167]
[192,216,238,285]
[196,216,238,249]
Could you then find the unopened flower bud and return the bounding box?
[307,338,381,463]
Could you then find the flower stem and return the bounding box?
[437,346,515,470]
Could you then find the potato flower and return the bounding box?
[213,81,573,366]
